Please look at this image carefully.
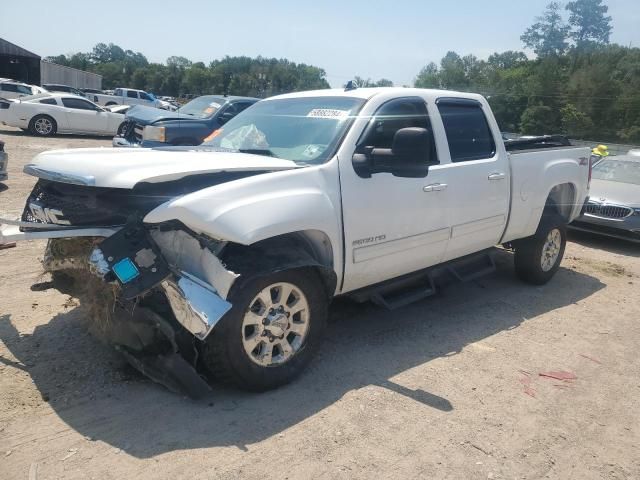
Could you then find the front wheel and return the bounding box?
[514,212,567,285]
[200,269,328,391]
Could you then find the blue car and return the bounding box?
[113,95,258,148]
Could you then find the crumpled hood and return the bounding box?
[25,147,300,188]
[126,104,192,125]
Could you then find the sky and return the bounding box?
[1,0,639,87]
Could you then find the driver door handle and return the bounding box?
[423,183,448,192]
[488,172,506,181]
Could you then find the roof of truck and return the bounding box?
[268,87,486,102]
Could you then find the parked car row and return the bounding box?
[113,95,258,147]
[0,93,125,137]
[86,88,176,111]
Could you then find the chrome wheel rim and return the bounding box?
[541,228,562,272]
[34,118,52,135]
[241,282,310,367]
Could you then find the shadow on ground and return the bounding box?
[0,127,110,141]
[0,251,605,457]
[568,230,639,257]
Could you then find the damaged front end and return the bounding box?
[16,220,240,399]
[0,172,257,397]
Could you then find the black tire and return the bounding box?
[116,122,126,136]
[514,211,567,285]
[29,115,57,137]
[201,268,328,391]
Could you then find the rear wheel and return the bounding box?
[200,269,328,391]
[514,211,567,285]
[29,115,57,137]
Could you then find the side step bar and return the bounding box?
[347,249,496,310]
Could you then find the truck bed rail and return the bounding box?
[505,135,572,152]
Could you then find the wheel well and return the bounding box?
[545,183,576,221]
[220,231,337,297]
[29,114,57,132]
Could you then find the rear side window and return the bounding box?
[114,89,123,96]
[437,99,496,162]
[234,102,254,113]
[1,83,18,92]
[61,98,97,110]
[40,98,57,105]
[127,90,138,98]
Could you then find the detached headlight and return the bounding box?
[143,125,166,142]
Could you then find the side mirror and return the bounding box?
[352,127,436,178]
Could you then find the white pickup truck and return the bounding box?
[0,87,591,395]
[87,87,175,111]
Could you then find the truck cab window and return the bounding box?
[114,89,122,96]
[127,90,139,99]
[358,97,437,162]
[139,92,152,101]
[437,100,496,162]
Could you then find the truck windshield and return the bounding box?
[202,96,364,164]
[592,159,640,185]
[178,96,226,119]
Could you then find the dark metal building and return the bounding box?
[0,38,102,89]
[0,38,40,84]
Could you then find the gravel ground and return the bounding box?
[0,126,639,480]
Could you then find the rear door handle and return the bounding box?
[488,173,506,181]
[423,183,448,192]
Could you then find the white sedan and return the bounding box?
[0,93,125,137]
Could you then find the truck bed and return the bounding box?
[501,144,591,243]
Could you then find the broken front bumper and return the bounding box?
[1,218,235,340]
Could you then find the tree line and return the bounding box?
[415,0,639,142]
[47,46,331,99]
[47,0,639,142]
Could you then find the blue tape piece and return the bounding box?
[112,258,140,284]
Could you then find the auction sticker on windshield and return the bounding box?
[307,109,349,119]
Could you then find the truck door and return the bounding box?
[127,90,141,105]
[433,98,510,261]
[339,96,450,292]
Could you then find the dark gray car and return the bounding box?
[571,155,640,242]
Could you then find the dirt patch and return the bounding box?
[566,255,630,277]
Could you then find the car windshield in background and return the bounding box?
[178,96,226,119]
[592,159,640,185]
[202,96,365,164]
